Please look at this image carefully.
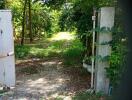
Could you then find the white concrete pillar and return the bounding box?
[0,10,15,87]
[94,7,115,94]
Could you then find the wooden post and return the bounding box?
[94,7,115,94]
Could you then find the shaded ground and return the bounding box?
[0,32,91,100]
[18,58,90,99]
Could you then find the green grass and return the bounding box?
[0,90,8,97]
[15,45,31,59]
[62,40,84,66]
[55,97,63,100]
[15,43,63,59]
[53,91,108,100]
[15,34,85,66]
[72,91,107,100]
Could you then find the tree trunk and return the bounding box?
[28,0,33,43]
[21,0,27,45]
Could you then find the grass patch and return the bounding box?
[15,45,31,59]
[0,90,6,94]
[72,91,107,100]
[15,40,84,60]
[15,43,63,59]
[55,97,63,100]
[0,90,8,97]
[62,39,84,66]
[15,32,85,66]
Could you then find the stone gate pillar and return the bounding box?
[0,10,15,88]
[94,7,115,94]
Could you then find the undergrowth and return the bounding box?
[15,37,85,66]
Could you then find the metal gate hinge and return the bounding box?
[0,52,14,58]
[0,30,3,35]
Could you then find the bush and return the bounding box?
[105,8,127,87]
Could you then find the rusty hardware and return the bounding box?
[0,30,3,35]
[0,52,14,58]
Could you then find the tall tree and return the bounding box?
[28,0,33,42]
[21,0,27,45]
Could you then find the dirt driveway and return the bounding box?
[0,58,90,100]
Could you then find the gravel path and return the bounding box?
[0,58,90,100]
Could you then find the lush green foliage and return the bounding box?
[9,0,23,39]
[59,0,93,44]
[105,8,127,87]
[45,0,65,10]
[58,3,75,31]
[49,10,61,34]
[72,92,104,100]
[15,33,85,66]
[9,1,52,39]
[55,91,107,100]
[0,0,5,9]
[32,2,51,38]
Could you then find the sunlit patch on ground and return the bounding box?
[0,58,90,99]
[50,32,75,41]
